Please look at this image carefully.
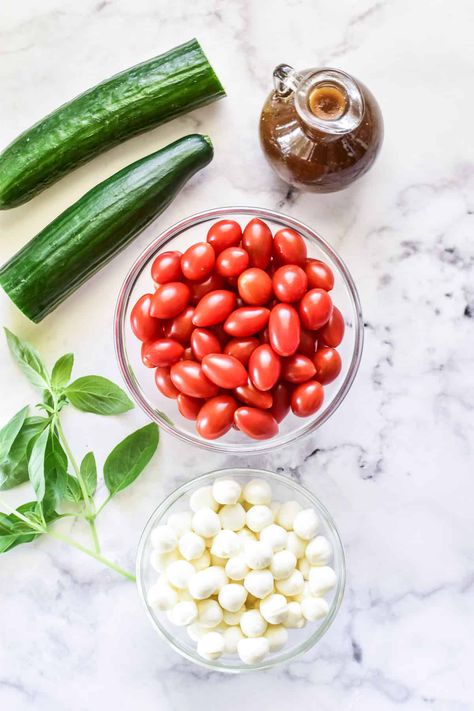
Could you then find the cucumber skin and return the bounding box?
[0,38,224,209]
[0,134,213,323]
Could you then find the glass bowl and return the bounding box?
[114,206,363,454]
[136,468,346,673]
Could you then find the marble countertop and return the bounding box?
[1,0,473,709]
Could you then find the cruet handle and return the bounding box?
[272,64,303,96]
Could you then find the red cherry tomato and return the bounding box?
[187,272,225,304]
[223,337,259,366]
[268,303,301,356]
[190,328,222,361]
[238,268,273,305]
[196,395,237,439]
[150,282,191,319]
[154,367,179,399]
[223,307,270,337]
[207,220,242,255]
[234,407,278,440]
[177,393,205,420]
[234,381,273,409]
[270,382,292,423]
[272,265,308,303]
[242,219,273,269]
[170,361,219,398]
[248,344,281,391]
[201,353,248,389]
[298,329,317,358]
[130,294,162,342]
[216,247,249,278]
[318,306,345,347]
[151,251,182,284]
[181,243,215,282]
[281,353,316,383]
[164,306,195,344]
[141,338,184,368]
[291,380,324,417]
[305,259,334,291]
[313,347,342,384]
[273,228,307,266]
[192,290,237,327]
[299,289,333,330]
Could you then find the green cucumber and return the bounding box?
[0,134,213,323]
[0,39,224,209]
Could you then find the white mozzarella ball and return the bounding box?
[211,530,242,559]
[223,606,246,625]
[167,511,192,537]
[197,599,224,628]
[240,609,267,637]
[150,525,177,553]
[189,486,219,513]
[283,601,306,629]
[259,524,288,552]
[218,583,248,612]
[223,625,244,654]
[243,479,272,505]
[246,505,274,533]
[244,570,274,599]
[211,566,229,591]
[192,550,211,571]
[219,503,246,531]
[275,569,305,597]
[147,581,178,611]
[167,600,198,626]
[166,560,195,589]
[212,478,241,505]
[244,540,273,570]
[264,624,288,652]
[192,508,221,538]
[286,531,306,559]
[260,594,289,624]
[298,557,311,580]
[305,535,332,566]
[276,500,302,530]
[270,550,297,580]
[188,566,223,599]
[293,509,320,540]
[225,554,250,581]
[150,549,179,573]
[301,596,329,621]
[197,631,225,660]
[178,531,206,561]
[187,622,206,642]
[237,637,270,665]
[308,566,337,595]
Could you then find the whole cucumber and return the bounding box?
[0,39,224,209]
[0,134,213,322]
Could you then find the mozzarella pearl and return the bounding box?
[308,566,337,595]
[192,550,211,571]
[240,609,267,638]
[150,525,177,553]
[244,570,274,599]
[298,557,311,580]
[244,540,273,570]
[166,560,195,589]
[305,535,332,566]
[222,606,246,625]
[150,549,179,573]
[276,500,302,530]
[147,581,178,611]
[167,511,192,537]
[178,531,206,561]
[225,554,250,581]
[270,550,297,580]
[212,478,241,505]
[275,570,305,597]
[197,599,224,628]
[167,600,198,626]
[197,631,225,660]
[260,594,289,624]
[223,625,244,654]
[293,509,320,540]
[264,625,288,652]
[189,486,219,512]
[218,583,248,612]
[188,566,225,599]
[259,523,288,552]
[243,479,272,505]
[301,596,329,621]
[187,622,206,642]
[246,505,273,533]
[219,503,246,531]
[192,508,221,538]
[286,531,307,559]
[237,637,270,664]
[283,601,306,629]
[211,530,242,559]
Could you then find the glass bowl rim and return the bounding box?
[136,467,346,673]
[114,205,364,454]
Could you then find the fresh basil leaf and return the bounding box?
[0,416,49,490]
[28,426,50,501]
[0,502,59,553]
[51,353,74,391]
[4,328,50,390]
[104,423,159,497]
[80,452,97,497]
[63,475,83,503]
[65,376,134,415]
[42,429,68,514]
[0,406,29,460]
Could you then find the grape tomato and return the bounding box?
[234,381,273,409]
[154,367,179,399]
[242,218,273,269]
[177,393,205,420]
[216,247,249,278]
[234,407,278,440]
[313,347,342,384]
[305,259,334,291]
[248,344,281,392]
[318,306,345,347]
[190,328,222,361]
[164,306,195,344]
[299,289,333,331]
[196,395,237,439]
[201,353,248,389]
[150,282,191,319]
[141,338,184,368]
[291,380,324,417]
[131,294,162,342]
[151,251,182,284]
[224,307,270,337]
[192,290,236,327]
[238,268,273,305]
[207,220,242,254]
[170,361,219,399]
[268,303,301,357]
[281,353,316,383]
[272,265,307,303]
[273,228,307,266]
[181,243,215,282]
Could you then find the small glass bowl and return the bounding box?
[114,207,363,454]
[136,468,345,673]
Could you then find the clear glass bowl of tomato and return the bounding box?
[114,207,363,453]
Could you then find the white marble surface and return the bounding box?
[1,0,473,709]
